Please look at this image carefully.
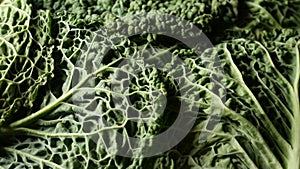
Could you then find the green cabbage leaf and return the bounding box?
[0,0,299,169]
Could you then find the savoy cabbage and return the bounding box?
[0,0,299,169]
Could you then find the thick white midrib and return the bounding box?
[287,42,300,169]
[289,100,300,169]
[223,43,290,149]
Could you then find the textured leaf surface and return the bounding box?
[0,0,299,169]
[0,0,54,126]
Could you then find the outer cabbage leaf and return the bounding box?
[0,0,54,127]
[173,29,299,169]
[0,12,226,168]
[0,0,299,169]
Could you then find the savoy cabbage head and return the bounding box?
[0,0,299,169]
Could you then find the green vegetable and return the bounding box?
[0,0,54,126]
[0,0,299,169]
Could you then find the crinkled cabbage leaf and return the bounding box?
[0,0,299,169]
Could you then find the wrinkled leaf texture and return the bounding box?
[0,0,299,169]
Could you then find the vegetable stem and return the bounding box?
[287,42,300,169]
[9,74,91,128]
[9,57,123,128]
